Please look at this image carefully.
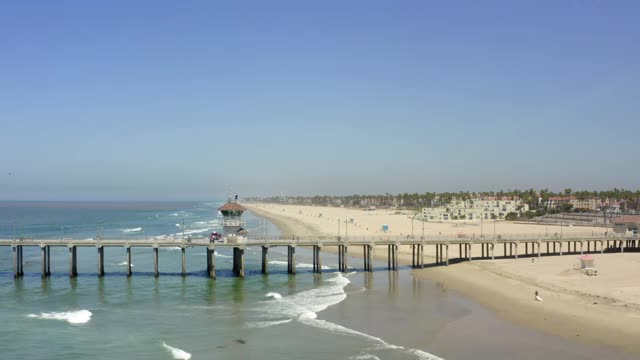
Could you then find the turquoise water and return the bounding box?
[0,202,637,359]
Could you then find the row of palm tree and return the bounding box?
[247,188,640,212]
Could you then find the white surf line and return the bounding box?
[27,310,92,325]
[162,342,192,360]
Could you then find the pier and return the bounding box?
[1,234,637,279]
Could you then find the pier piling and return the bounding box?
[69,246,77,278]
[41,246,47,278]
[126,247,132,276]
[261,246,268,274]
[208,247,216,279]
[153,247,159,277]
[286,246,296,275]
[181,247,186,277]
[97,246,104,277]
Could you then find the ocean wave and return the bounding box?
[253,273,443,360]
[265,292,282,300]
[115,261,134,267]
[349,354,382,360]
[301,318,443,359]
[122,227,142,233]
[27,310,92,325]
[162,342,191,360]
[168,228,211,237]
[215,252,232,259]
[246,319,292,329]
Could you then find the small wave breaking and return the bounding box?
[122,227,142,233]
[252,273,443,360]
[27,310,92,325]
[162,342,191,360]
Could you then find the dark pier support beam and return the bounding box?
[387,245,392,270]
[153,247,159,277]
[236,247,245,278]
[14,246,24,278]
[69,246,77,278]
[46,246,51,276]
[126,246,132,276]
[515,242,519,259]
[208,247,216,279]
[97,246,104,277]
[342,245,348,271]
[41,246,47,278]
[261,246,268,274]
[181,247,187,277]
[287,246,296,275]
[314,245,323,273]
[419,244,424,268]
[467,243,472,261]
[411,245,416,268]
[445,244,450,265]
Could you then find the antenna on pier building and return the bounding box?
[218,192,247,239]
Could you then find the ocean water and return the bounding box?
[0,201,636,360]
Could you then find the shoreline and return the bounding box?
[245,202,640,354]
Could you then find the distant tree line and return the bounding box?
[246,188,640,214]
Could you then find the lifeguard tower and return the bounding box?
[218,195,247,238]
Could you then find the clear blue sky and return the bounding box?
[1,1,639,200]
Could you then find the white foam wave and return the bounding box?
[122,227,142,233]
[115,261,134,267]
[27,310,92,325]
[214,252,232,259]
[168,228,211,237]
[162,342,191,360]
[265,292,282,299]
[268,260,331,270]
[254,273,443,360]
[163,247,182,251]
[301,318,442,359]
[246,319,292,328]
[349,354,382,360]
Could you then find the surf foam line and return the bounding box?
[27,310,92,325]
[258,273,444,360]
[162,342,191,360]
[122,227,142,233]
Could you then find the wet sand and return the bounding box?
[246,203,640,354]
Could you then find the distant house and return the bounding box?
[611,215,640,236]
[422,197,529,222]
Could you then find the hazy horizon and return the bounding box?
[2,1,639,201]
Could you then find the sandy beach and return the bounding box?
[246,202,640,353]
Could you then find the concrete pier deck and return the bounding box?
[2,234,637,279]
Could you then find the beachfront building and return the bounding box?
[422,198,529,222]
[611,215,640,236]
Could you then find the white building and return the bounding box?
[422,198,529,222]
